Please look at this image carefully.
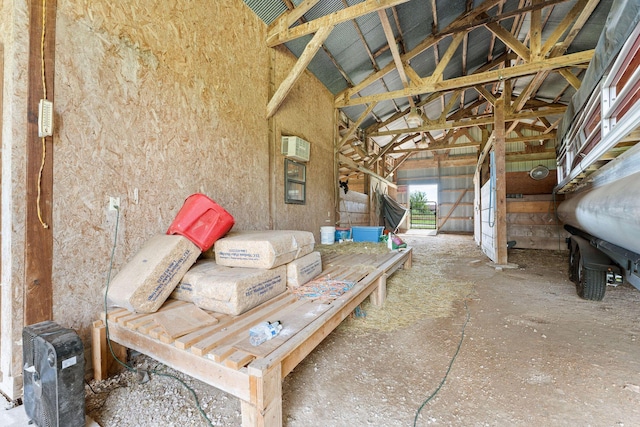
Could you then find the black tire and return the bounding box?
[576,254,606,301]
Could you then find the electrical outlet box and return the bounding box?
[109,197,120,211]
[38,99,53,137]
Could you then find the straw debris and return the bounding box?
[316,241,390,256]
[340,237,476,332]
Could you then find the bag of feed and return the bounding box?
[214,230,314,269]
[286,251,322,288]
[171,260,287,315]
[106,234,201,313]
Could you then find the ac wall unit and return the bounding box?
[23,320,85,427]
[281,136,310,162]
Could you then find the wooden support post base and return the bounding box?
[404,250,413,269]
[92,319,128,381]
[242,364,283,427]
[370,274,388,306]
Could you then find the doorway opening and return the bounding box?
[409,185,438,230]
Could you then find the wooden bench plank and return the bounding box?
[233,301,332,357]
[173,293,294,350]
[224,351,256,370]
[190,297,303,357]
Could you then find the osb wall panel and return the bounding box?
[272,45,335,237]
[0,0,29,395]
[50,0,281,343]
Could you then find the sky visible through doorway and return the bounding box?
[409,184,438,203]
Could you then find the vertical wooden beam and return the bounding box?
[494,98,508,265]
[91,320,127,381]
[370,274,388,306]
[268,48,278,230]
[530,1,542,60]
[242,364,283,426]
[25,0,56,325]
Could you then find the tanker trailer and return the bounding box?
[555,1,640,300]
[557,170,640,300]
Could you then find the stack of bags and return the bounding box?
[172,230,322,315]
[106,193,322,316]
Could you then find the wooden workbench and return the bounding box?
[92,248,412,427]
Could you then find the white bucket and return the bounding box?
[320,226,336,245]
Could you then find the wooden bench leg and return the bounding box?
[92,319,127,381]
[370,274,387,307]
[404,250,413,269]
[241,364,282,427]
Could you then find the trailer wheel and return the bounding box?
[576,253,606,301]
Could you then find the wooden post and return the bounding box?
[24,0,57,325]
[370,274,388,306]
[494,97,508,265]
[92,320,127,381]
[242,364,283,427]
[404,249,412,269]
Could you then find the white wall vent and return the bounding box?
[281,136,310,162]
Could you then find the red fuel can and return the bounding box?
[167,193,234,251]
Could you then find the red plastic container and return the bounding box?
[167,193,235,251]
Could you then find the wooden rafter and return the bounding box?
[267,0,320,33]
[474,85,497,106]
[386,152,413,178]
[324,0,604,180]
[427,32,466,84]
[558,68,582,90]
[337,0,568,101]
[540,0,589,57]
[338,154,397,188]
[338,0,504,100]
[378,9,414,107]
[336,50,593,107]
[366,134,403,167]
[337,102,377,150]
[369,105,567,136]
[483,14,531,61]
[267,0,411,47]
[267,26,333,118]
[530,0,543,60]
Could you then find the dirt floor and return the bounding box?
[30,233,640,426]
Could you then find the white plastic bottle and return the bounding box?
[249,321,283,346]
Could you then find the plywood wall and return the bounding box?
[0,0,30,397]
[1,0,336,393]
[272,45,336,233]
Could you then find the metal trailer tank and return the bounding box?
[557,171,640,257]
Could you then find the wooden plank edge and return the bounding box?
[105,320,252,401]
